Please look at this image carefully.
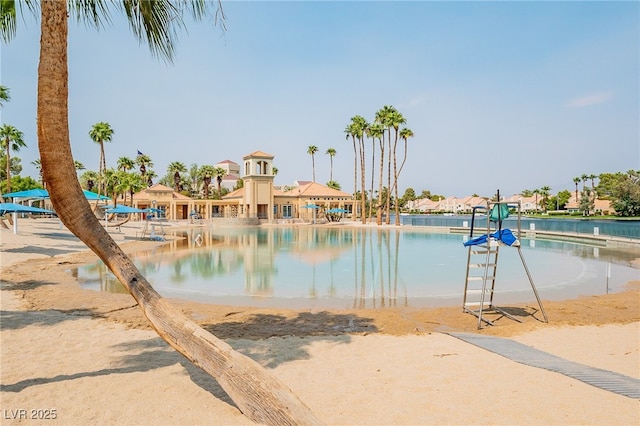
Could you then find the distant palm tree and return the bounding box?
[326,147,336,181]
[89,122,114,179]
[395,127,413,222]
[32,158,45,187]
[168,161,187,192]
[307,145,318,182]
[272,166,278,176]
[588,173,597,195]
[135,153,153,181]
[388,109,406,226]
[344,123,359,221]
[117,156,135,172]
[573,177,581,202]
[0,85,10,106]
[366,123,384,221]
[347,115,368,224]
[198,165,216,198]
[373,108,389,225]
[539,186,551,212]
[580,173,588,191]
[214,167,226,196]
[0,124,26,194]
[80,170,99,192]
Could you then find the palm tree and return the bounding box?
[573,177,580,203]
[307,145,318,182]
[347,115,368,224]
[1,2,318,423]
[539,186,551,213]
[326,147,336,181]
[376,106,397,224]
[89,122,114,192]
[344,123,359,221]
[373,108,389,226]
[198,165,216,198]
[588,173,597,196]
[0,124,26,194]
[366,123,383,221]
[387,108,406,226]
[80,170,99,192]
[0,85,10,106]
[167,161,186,192]
[394,127,413,224]
[117,156,135,172]
[32,158,45,188]
[214,166,226,197]
[581,173,588,191]
[135,153,153,182]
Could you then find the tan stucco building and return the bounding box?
[131,151,354,224]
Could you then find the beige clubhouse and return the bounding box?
[131,151,354,224]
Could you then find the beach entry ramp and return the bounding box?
[462,191,548,329]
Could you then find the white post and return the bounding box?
[12,212,18,234]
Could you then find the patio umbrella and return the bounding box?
[3,189,110,201]
[104,205,147,214]
[3,188,49,200]
[0,203,54,215]
[0,202,55,234]
[301,204,320,224]
[82,190,111,200]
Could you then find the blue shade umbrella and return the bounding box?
[82,190,111,200]
[0,203,54,215]
[301,204,320,209]
[3,188,49,199]
[3,189,110,201]
[0,203,55,234]
[103,205,146,214]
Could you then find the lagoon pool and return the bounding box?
[74,227,640,310]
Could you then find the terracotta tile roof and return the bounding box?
[243,150,274,159]
[133,184,193,200]
[297,182,352,198]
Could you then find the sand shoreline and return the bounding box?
[1,218,639,425]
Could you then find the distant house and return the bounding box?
[215,159,241,192]
[565,194,612,214]
[504,195,540,212]
[406,197,440,213]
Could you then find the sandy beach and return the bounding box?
[1,218,638,425]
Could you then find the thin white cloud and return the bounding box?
[565,91,614,108]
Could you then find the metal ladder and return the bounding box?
[462,200,548,329]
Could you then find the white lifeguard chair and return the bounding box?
[462,192,548,329]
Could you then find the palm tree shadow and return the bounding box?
[0,308,98,330]
[203,311,377,368]
[0,336,236,407]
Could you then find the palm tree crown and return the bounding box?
[307,145,318,182]
[0,123,26,194]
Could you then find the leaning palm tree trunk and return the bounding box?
[37,3,320,425]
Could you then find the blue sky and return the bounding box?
[1,1,638,198]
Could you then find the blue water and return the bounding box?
[75,226,640,310]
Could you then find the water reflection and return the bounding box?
[73,227,640,310]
